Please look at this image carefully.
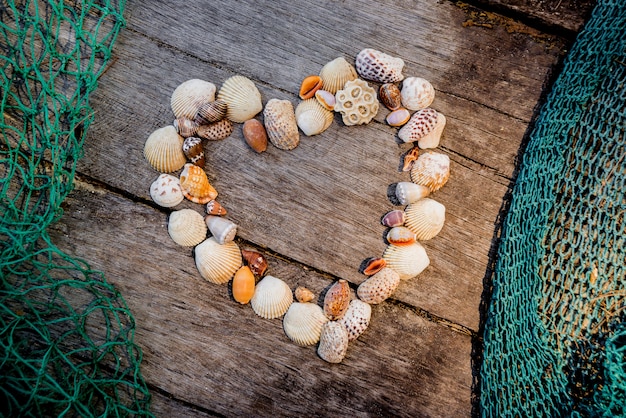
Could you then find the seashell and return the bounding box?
[410,151,450,192]
[217,75,263,123]
[317,321,349,363]
[196,118,234,141]
[299,75,323,100]
[149,174,184,208]
[385,108,411,127]
[295,286,315,303]
[264,98,300,150]
[339,299,371,342]
[241,249,269,277]
[334,79,379,126]
[180,163,218,204]
[204,215,237,244]
[357,267,401,304]
[404,198,446,241]
[232,265,256,304]
[383,242,430,280]
[182,136,205,167]
[251,275,293,319]
[143,125,186,173]
[315,89,336,111]
[379,83,403,111]
[295,98,334,136]
[402,146,420,172]
[168,209,207,247]
[397,108,439,144]
[355,48,405,83]
[386,226,417,246]
[242,119,268,153]
[174,117,199,138]
[283,302,329,346]
[171,79,216,119]
[319,57,358,94]
[323,279,351,321]
[418,112,446,149]
[401,77,435,111]
[395,181,430,205]
[194,99,228,125]
[381,209,405,228]
[206,200,227,216]
[362,257,387,276]
[194,237,242,284]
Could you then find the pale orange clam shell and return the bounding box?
[232,266,256,304]
[180,163,218,204]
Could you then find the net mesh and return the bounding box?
[0,1,152,416]
[480,0,625,416]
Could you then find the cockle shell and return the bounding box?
[206,200,227,216]
[323,279,351,321]
[251,275,293,319]
[315,89,336,111]
[334,78,379,126]
[383,242,430,280]
[318,57,358,94]
[395,182,430,205]
[386,108,411,127]
[144,125,186,173]
[283,302,329,346]
[180,163,218,204]
[149,174,184,208]
[241,249,268,277]
[171,79,216,119]
[242,119,268,153]
[381,209,405,228]
[232,265,256,304]
[401,77,435,111]
[386,226,417,246]
[339,299,371,342]
[402,146,420,172]
[299,75,323,100]
[204,215,237,245]
[317,321,349,363]
[264,98,300,150]
[404,198,446,241]
[379,83,402,111]
[196,118,234,141]
[168,209,207,247]
[397,108,439,144]
[195,99,228,125]
[295,98,334,136]
[410,151,450,192]
[295,286,315,303]
[194,237,242,284]
[355,48,405,83]
[417,112,446,149]
[357,267,401,304]
[174,117,199,138]
[362,257,386,276]
[182,136,205,167]
[217,75,263,123]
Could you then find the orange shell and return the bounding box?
[232,266,256,304]
[323,279,351,321]
[206,200,227,216]
[362,257,387,276]
[299,75,323,100]
[180,163,218,204]
[241,249,268,277]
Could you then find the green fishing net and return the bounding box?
[481,0,625,416]
[0,1,152,416]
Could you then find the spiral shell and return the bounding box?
[319,57,358,94]
[317,321,349,363]
[182,136,205,167]
[143,126,186,173]
[397,108,439,144]
[355,48,405,83]
[196,118,234,141]
[251,275,294,319]
[410,151,450,192]
[401,77,435,111]
[357,267,401,304]
[241,249,269,277]
[383,242,430,280]
[168,209,207,247]
[334,79,379,126]
[264,98,300,150]
[174,117,199,138]
[339,299,371,342]
[283,302,329,346]
[395,182,430,205]
[171,79,216,119]
[232,265,256,304]
[204,215,237,245]
[402,146,420,172]
[217,75,263,123]
[180,163,218,204]
[295,98,334,136]
[404,198,446,241]
[195,99,228,125]
[194,237,242,284]
[323,279,351,321]
[149,174,184,208]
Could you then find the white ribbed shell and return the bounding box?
[251,275,293,319]
[171,79,216,119]
[318,57,358,94]
[404,198,446,241]
[295,98,333,136]
[217,75,263,123]
[194,237,242,284]
[283,302,329,346]
[168,209,207,247]
[383,242,430,280]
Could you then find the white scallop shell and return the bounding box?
[194,237,242,284]
[143,126,186,173]
[319,57,358,94]
[355,48,405,84]
[171,79,216,120]
[334,79,379,126]
[418,112,446,149]
[357,267,401,304]
[395,182,430,205]
[217,75,263,123]
[404,198,446,241]
[400,77,435,111]
[283,302,329,346]
[338,299,371,342]
[168,209,207,247]
[383,242,430,280]
[317,321,349,364]
[149,174,184,208]
[204,215,237,245]
[410,151,450,192]
[295,98,334,136]
[251,275,294,319]
[264,98,300,150]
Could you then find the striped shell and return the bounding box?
[171,79,216,119]
[283,302,329,346]
[195,99,228,125]
[386,226,417,246]
[395,182,430,205]
[149,174,184,208]
[357,267,401,304]
[410,151,450,192]
[355,48,405,83]
[204,215,237,245]
[217,75,263,123]
[196,118,234,141]
[182,136,205,167]
[168,209,207,247]
[251,275,294,319]
[401,77,435,111]
[418,112,446,149]
[295,98,334,136]
[334,79,379,126]
[383,242,430,280]
[194,237,242,284]
[264,98,300,150]
[339,299,371,342]
[323,279,351,321]
[143,126,186,173]
[404,198,446,241]
[319,57,358,94]
[232,266,256,304]
[397,108,439,144]
[317,321,349,363]
[180,163,218,204]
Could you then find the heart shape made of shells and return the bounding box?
[144,48,450,364]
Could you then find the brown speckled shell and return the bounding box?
[323,279,351,321]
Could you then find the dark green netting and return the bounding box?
[1,1,152,416]
[481,0,625,416]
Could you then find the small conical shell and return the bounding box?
[171,79,216,119]
[195,99,228,125]
[395,182,430,205]
[319,57,358,94]
[182,136,205,167]
[150,174,184,208]
[383,242,430,280]
[204,215,237,244]
[317,321,349,363]
[339,299,371,342]
[232,266,256,304]
[144,126,186,173]
[295,98,334,136]
[180,163,218,204]
[283,302,329,346]
[323,279,351,321]
[217,75,263,123]
[196,118,234,141]
[206,200,227,216]
[401,77,435,111]
[418,112,446,149]
[404,198,446,241]
[251,275,293,319]
[410,151,450,192]
[386,226,417,246]
[264,98,300,150]
[357,267,401,304]
[295,286,315,303]
[168,209,207,247]
[397,108,439,144]
[355,48,405,83]
[241,249,268,277]
[194,237,242,284]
